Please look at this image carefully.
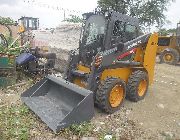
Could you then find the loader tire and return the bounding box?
[95,77,126,114]
[159,48,179,65]
[126,70,149,102]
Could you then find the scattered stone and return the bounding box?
[125,109,131,115]
[72,135,78,140]
[157,104,165,109]
[52,137,67,140]
[99,122,105,125]
[162,131,174,138]
[6,89,14,94]
[81,137,97,140]
[115,128,123,133]
[8,82,27,88]
[105,115,111,119]
[104,135,113,140]
[93,126,101,132]
[139,122,143,125]
[54,73,62,77]
[178,122,180,126]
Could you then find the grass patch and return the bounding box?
[68,122,93,136]
[0,104,34,140]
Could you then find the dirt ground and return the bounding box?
[0,63,180,139]
[125,63,180,138]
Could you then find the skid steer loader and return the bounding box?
[21,11,158,132]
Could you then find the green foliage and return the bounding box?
[0,35,21,56]
[0,16,15,25]
[97,0,175,29]
[98,0,130,14]
[158,28,176,36]
[0,105,33,140]
[69,122,93,136]
[64,15,83,23]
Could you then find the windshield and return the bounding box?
[83,15,106,45]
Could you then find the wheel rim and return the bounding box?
[138,80,147,97]
[109,84,124,108]
[163,53,174,62]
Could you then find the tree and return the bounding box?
[63,15,83,23]
[97,0,175,29]
[0,17,15,25]
[98,0,131,14]
[158,28,177,36]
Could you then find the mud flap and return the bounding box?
[21,75,94,133]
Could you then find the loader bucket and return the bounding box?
[21,75,94,133]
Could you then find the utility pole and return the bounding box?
[64,10,66,20]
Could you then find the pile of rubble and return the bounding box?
[33,23,82,72]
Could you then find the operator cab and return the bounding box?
[18,17,39,32]
[79,11,140,66]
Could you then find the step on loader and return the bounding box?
[21,11,158,133]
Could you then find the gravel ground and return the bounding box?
[1,64,179,139]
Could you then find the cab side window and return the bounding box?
[112,21,137,42]
[113,21,125,37]
[125,24,137,41]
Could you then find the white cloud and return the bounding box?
[0,0,179,29]
[0,0,97,28]
[0,0,20,5]
[165,0,180,29]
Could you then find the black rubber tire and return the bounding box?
[95,77,126,114]
[159,48,179,65]
[126,70,149,102]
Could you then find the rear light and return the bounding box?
[95,55,103,67]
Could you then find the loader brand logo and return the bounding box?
[127,40,142,50]
[102,47,118,56]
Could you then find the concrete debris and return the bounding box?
[157,104,165,109]
[163,131,174,138]
[99,122,105,125]
[104,135,113,140]
[93,126,101,132]
[81,137,97,140]
[72,135,78,140]
[178,122,180,126]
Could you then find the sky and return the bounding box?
[0,0,179,29]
